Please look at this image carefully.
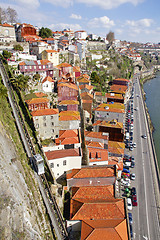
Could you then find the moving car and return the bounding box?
[142,134,147,139]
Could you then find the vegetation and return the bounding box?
[2,50,11,59]
[13,44,23,52]
[0,6,18,24]
[39,27,53,38]
[106,31,115,45]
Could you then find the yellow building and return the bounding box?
[42,49,59,66]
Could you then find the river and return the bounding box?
[143,71,160,169]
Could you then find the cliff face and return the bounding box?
[0,123,52,240]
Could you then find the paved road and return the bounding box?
[126,75,160,240]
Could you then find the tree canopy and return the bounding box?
[106,31,115,45]
[13,44,23,52]
[2,50,12,59]
[0,6,18,24]
[39,27,53,38]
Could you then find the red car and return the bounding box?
[132,195,138,206]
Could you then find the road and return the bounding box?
[126,75,160,240]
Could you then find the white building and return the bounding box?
[0,23,16,43]
[45,148,82,179]
[74,30,87,40]
[42,76,54,93]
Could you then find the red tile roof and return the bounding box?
[93,119,123,129]
[45,148,80,160]
[56,62,72,68]
[110,85,127,94]
[42,76,54,83]
[58,82,78,91]
[79,85,93,91]
[0,23,14,28]
[81,219,128,240]
[67,166,115,179]
[59,100,79,105]
[25,97,49,104]
[45,50,58,53]
[94,103,125,113]
[71,199,125,220]
[31,108,59,116]
[85,131,109,140]
[34,92,48,98]
[88,148,108,162]
[72,185,114,202]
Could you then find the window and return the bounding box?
[63,160,66,166]
[50,163,54,168]
[51,122,54,126]
[43,116,46,120]
[34,66,36,69]
[52,129,54,133]
[51,116,53,119]
[43,65,45,69]
[43,123,46,127]
[57,164,59,167]
[39,66,41,69]
[57,173,59,176]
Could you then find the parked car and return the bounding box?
[130,146,133,151]
[127,198,132,210]
[124,161,131,167]
[130,224,133,239]
[131,187,137,196]
[131,162,135,168]
[130,173,136,180]
[132,195,138,206]
[133,143,136,148]
[128,212,133,224]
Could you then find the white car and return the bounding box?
[133,143,136,148]
[127,198,132,211]
[121,178,131,187]
[130,173,136,180]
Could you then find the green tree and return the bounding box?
[39,27,53,38]
[11,74,30,91]
[13,44,23,52]
[33,73,40,81]
[90,71,100,84]
[2,50,12,59]
[0,82,7,99]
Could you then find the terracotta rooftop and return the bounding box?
[45,49,58,53]
[58,82,78,91]
[114,78,129,82]
[72,185,114,202]
[108,156,123,171]
[81,219,128,240]
[110,85,128,94]
[59,115,80,121]
[71,199,125,220]
[94,102,125,113]
[67,166,115,179]
[79,85,93,91]
[31,108,59,116]
[34,92,48,98]
[42,76,54,83]
[25,97,49,104]
[56,62,72,68]
[86,141,104,149]
[81,92,93,99]
[85,131,109,140]
[0,23,14,28]
[93,119,123,129]
[108,141,125,149]
[59,100,79,105]
[59,111,80,116]
[88,148,108,162]
[45,148,80,161]
[59,129,79,138]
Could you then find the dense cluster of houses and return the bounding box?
[0,21,134,239]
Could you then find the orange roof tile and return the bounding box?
[88,148,108,162]
[114,78,129,82]
[59,110,80,116]
[56,62,72,68]
[59,115,80,121]
[1,23,14,28]
[68,166,115,179]
[110,85,127,94]
[81,219,128,240]
[31,108,59,116]
[72,185,114,202]
[93,119,123,129]
[25,97,49,104]
[71,200,125,220]
[59,129,79,138]
[58,82,78,91]
[85,131,109,140]
[45,49,58,53]
[81,92,93,99]
[42,76,54,83]
[94,103,125,113]
[59,100,79,105]
[79,85,93,91]
[34,92,48,98]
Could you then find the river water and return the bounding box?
[143,71,160,169]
